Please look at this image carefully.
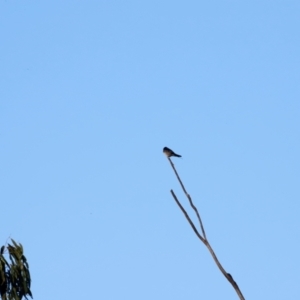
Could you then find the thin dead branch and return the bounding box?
[167,157,245,300]
[168,158,207,239]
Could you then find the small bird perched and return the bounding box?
[163,147,181,158]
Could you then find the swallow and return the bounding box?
[163,147,181,158]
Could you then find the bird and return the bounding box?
[163,147,181,158]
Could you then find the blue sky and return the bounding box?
[1,1,299,299]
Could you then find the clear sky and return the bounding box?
[1,1,299,299]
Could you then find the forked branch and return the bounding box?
[167,157,245,300]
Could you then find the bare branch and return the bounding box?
[170,190,205,243]
[167,157,207,239]
[166,157,245,300]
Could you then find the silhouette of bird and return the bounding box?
[163,147,181,158]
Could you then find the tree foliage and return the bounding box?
[0,240,32,300]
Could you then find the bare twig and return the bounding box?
[170,190,205,243]
[166,158,245,300]
[167,157,207,239]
